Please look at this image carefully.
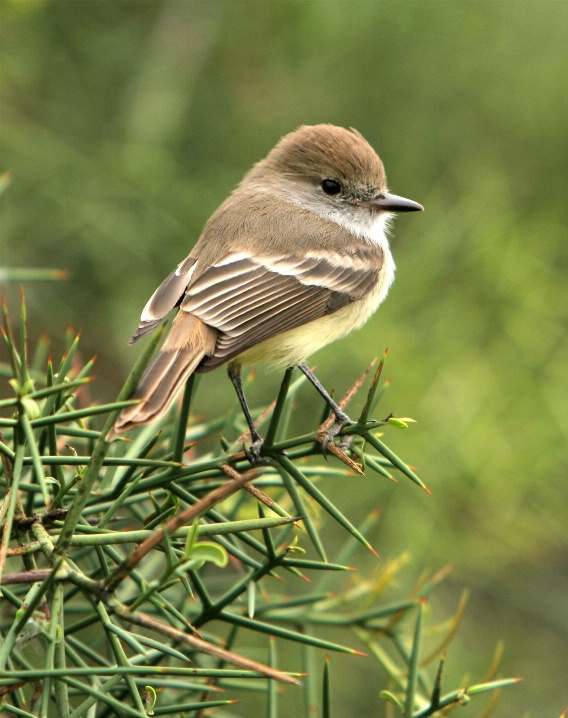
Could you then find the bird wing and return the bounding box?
[178,249,382,370]
[129,255,198,343]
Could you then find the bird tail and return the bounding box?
[107,314,216,441]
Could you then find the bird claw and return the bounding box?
[337,434,355,452]
[243,437,269,467]
[319,412,354,456]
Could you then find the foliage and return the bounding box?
[0,297,517,716]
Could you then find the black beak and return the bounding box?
[368,192,424,213]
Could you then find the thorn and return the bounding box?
[318,440,364,475]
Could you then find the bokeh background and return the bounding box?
[1,0,567,714]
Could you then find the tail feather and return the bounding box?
[107,314,216,441]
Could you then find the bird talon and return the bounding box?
[320,436,331,460]
[318,412,354,455]
[243,438,268,467]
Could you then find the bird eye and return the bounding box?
[320,179,342,196]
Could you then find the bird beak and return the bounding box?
[367,192,424,213]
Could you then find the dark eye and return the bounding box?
[321,179,342,196]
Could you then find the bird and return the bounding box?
[107,124,423,458]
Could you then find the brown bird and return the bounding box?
[107,124,423,457]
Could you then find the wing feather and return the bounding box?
[180,250,382,370]
[205,289,330,368]
[129,241,383,367]
[129,256,198,343]
[183,269,275,316]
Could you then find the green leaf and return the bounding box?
[180,541,228,571]
[387,417,416,429]
[144,685,157,715]
[183,520,200,560]
[381,690,403,709]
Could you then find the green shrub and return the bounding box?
[0,296,517,717]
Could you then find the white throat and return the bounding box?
[267,181,393,249]
[315,204,392,247]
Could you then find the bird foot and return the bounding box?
[243,436,269,467]
[320,411,355,455]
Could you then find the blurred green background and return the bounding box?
[1,0,567,714]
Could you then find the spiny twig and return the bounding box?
[101,469,260,594]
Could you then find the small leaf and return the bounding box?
[21,396,41,420]
[286,536,306,555]
[380,690,403,709]
[144,685,157,715]
[181,541,228,571]
[387,417,416,429]
[247,581,256,619]
[183,520,201,560]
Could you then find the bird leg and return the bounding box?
[297,363,354,453]
[228,365,267,466]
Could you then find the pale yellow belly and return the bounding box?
[236,273,392,369]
